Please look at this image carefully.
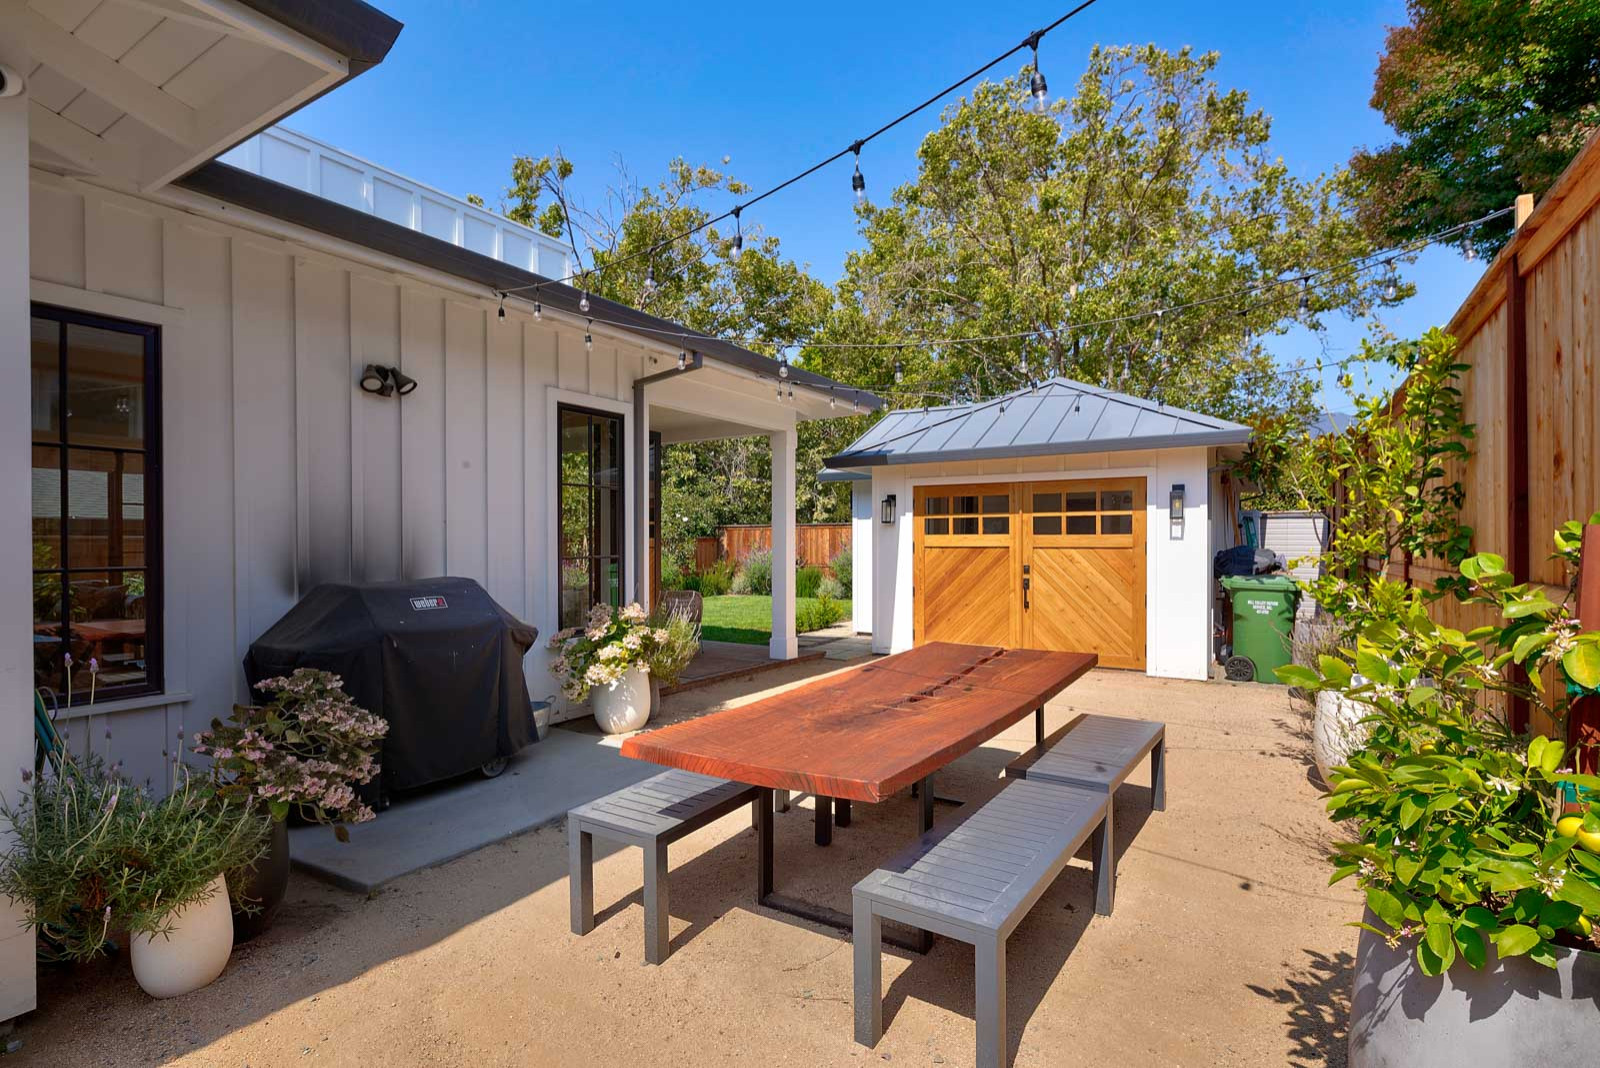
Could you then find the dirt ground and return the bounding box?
[8,664,1361,1068]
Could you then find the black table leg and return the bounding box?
[815,795,833,846]
[756,787,774,899]
[1036,706,1045,746]
[836,798,852,827]
[918,775,934,835]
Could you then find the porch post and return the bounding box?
[769,426,798,660]
[631,384,650,612]
[0,13,39,1022]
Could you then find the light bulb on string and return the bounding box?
[1462,231,1476,261]
[584,320,593,352]
[643,263,658,299]
[677,348,688,371]
[787,382,794,400]
[778,353,790,379]
[1027,31,1048,113]
[894,360,904,384]
[852,392,861,414]
[775,379,784,401]
[579,290,590,314]
[1153,310,1164,353]
[496,292,506,322]
[730,206,743,259]
[829,393,837,410]
[1298,277,1310,315]
[533,295,543,321]
[850,142,866,205]
[1384,260,1398,302]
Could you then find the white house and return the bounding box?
[0,0,878,1020]
[823,379,1251,681]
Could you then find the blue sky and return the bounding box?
[285,0,1487,412]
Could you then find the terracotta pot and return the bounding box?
[1349,909,1600,1066]
[130,874,234,998]
[232,817,289,943]
[592,665,650,734]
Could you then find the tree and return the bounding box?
[802,45,1387,429]
[1352,0,1600,258]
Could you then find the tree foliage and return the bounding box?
[1352,0,1600,258]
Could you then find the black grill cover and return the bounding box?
[244,577,539,792]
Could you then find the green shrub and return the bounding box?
[796,594,846,633]
[795,565,823,599]
[659,563,687,591]
[818,575,846,600]
[829,546,852,591]
[732,549,773,595]
[694,559,735,597]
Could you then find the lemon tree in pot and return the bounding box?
[0,767,265,997]
[548,603,669,734]
[194,668,388,941]
[1278,530,1600,1066]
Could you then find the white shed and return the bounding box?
[823,380,1252,681]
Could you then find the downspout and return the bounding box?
[633,352,704,608]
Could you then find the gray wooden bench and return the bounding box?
[853,778,1110,1068]
[1004,713,1165,915]
[568,769,761,964]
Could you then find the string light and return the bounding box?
[643,264,658,299]
[779,353,790,379]
[1298,277,1310,315]
[1384,260,1398,302]
[496,292,506,322]
[579,291,590,313]
[851,142,866,205]
[1153,310,1163,353]
[584,320,593,352]
[533,295,542,321]
[731,206,743,258]
[894,361,904,384]
[678,348,688,371]
[1026,30,1048,113]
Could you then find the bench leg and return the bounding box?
[1151,737,1167,812]
[836,798,852,827]
[815,795,833,846]
[776,789,790,812]
[569,818,594,936]
[1035,705,1045,747]
[852,896,883,1048]
[643,840,670,964]
[975,934,1007,1068]
[1092,804,1114,916]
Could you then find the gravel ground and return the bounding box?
[8,665,1359,1067]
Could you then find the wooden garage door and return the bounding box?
[912,479,1146,669]
[1022,479,1146,670]
[913,485,1020,647]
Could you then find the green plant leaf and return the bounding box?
[1395,855,1423,885]
[1425,921,1454,959]
[1494,924,1540,957]
[1275,664,1321,688]
[1319,655,1353,686]
[1456,926,1487,969]
[1399,796,1426,830]
[1460,906,1499,930]
[1368,887,1406,928]
[1564,643,1600,690]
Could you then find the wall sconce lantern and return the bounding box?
[359,364,418,398]
[881,494,897,525]
[1169,483,1185,539]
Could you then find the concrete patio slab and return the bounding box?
[289,726,660,894]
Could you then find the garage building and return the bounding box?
[824,378,1253,680]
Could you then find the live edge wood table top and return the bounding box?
[620,642,1097,804]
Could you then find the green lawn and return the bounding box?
[700,595,853,645]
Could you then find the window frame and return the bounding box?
[31,302,164,705]
[556,403,626,629]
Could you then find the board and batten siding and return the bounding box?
[28,169,654,784]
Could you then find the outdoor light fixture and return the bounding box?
[497,292,506,321]
[881,494,897,525]
[359,365,418,398]
[584,321,594,352]
[730,206,743,258]
[579,291,590,313]
[1027,30,1048,112]
[359,364,394,397]
[1170,483,1186,540]
[677,349,688,371]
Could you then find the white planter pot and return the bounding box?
[130,874,234,998]
[593,665,651,734]
[1313,689,1371,786]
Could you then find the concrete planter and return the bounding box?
[592,666,650,734]
[1312,689,1371,786]
[1349,911,1600,1066]
[130,874,234,999]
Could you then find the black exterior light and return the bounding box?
[389,367,418,395]
[881,493,897,525]
[1170,483,1186,540]
[359,364,393,396]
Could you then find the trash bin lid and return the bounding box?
[1220,573,1300,593]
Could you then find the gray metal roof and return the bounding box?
[823,377,1252,469]
[816,467,870,482]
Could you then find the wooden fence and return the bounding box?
[1380,133,1600,730]
[693,524,852,574]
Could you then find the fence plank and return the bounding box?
[691,524,852,574]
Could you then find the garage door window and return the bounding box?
[1032,487,1135,537]
[920,490,1009,538]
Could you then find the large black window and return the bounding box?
[558,405,624,629]
[31,305,162,703]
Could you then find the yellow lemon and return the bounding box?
[1558,815,1584,838]
[1570,915,1594,939]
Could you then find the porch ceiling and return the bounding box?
[23,0,400,191]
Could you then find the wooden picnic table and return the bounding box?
[620,641,1097,949]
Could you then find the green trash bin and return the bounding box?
[1220,574,1300,683]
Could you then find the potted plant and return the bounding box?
[1279,535,1600,1065]
[548,603,666,734]
[193,668,388,941]
[0,766,266,998]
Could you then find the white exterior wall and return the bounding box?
[25,166,720,772]
[2,12,40,1023]
[865,446,1214,680]
[850,479,873,633]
